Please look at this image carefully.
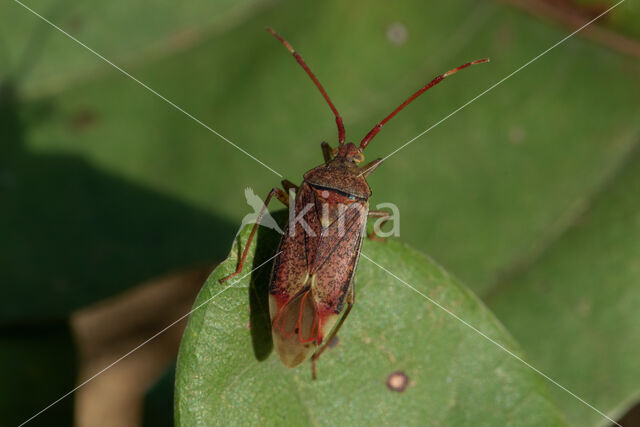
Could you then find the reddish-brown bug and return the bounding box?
[221,28,488,378]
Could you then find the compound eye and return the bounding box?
[353,153,364,163]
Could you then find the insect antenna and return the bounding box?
[266,27,346,145]
[359,58,489,150]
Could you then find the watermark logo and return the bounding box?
[238,187,283,236]
[240,187,400,238]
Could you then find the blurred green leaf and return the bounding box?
[1,0,269,320]
[1,82,237,321]
[487,146,640,425]
[1,0,270,96]
[175,221,565,425]
[0,322,75,426]
[12,0,640,297]
[3,0,640,422]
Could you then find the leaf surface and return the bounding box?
[175,221,565,426]
[488,147,640,425]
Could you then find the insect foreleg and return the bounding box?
[281,179,298,193]
[360,158,383,177]
[220,187,289,283]
[321,141,335,163]
[311,285,355,380]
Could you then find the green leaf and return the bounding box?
[487,147,640,425]
[1,0,270,96]
[175,220,565,425]
[0,82,238,321]
[14,0,640,298]
[5,0,640,421]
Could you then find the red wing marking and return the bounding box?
[272,288,321,345]
[298,290,320,343]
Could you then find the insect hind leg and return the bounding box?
[311,285,355,380]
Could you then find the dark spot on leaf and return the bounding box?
[70,109,99,131]
[508,126,526,144]
[386,22,408,46]
[294,327,299,334]
[386,371,409,392]
[328,335,339,348]
[66,14,85,32]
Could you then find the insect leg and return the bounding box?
[220,187,289,283]
[266,28,346,145]
[367,210,392,241]
[311,286,355,380]
[281,179,298,193]
[321,141,335,163]
[360,157,382,177]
